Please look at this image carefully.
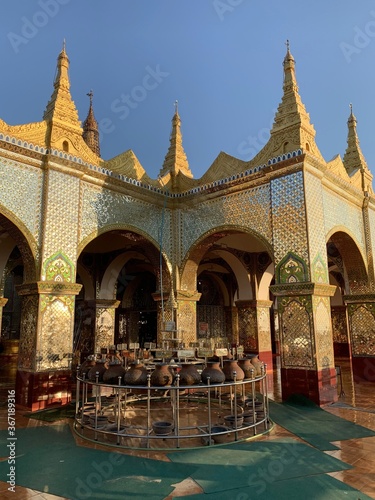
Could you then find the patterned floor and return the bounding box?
[0,357,374,499]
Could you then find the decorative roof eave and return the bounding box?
[326,154,350,181]
[304,150,374,200]
[0,130,314,199]
[321,164,372,207]
[0,118,101,167]
[0,119,47,146]
[104,149,156,185]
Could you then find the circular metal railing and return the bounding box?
[73,363,270,450]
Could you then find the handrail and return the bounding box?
[73,364,270,450]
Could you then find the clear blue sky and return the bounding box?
[1,0,375,180]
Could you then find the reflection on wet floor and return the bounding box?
[0,356,374,499]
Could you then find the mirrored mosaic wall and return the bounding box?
[42,170,80,267]
[180,185,272,261]
[305,170,329,283]
[270,171,309,268]
[0,157,43,244]
[323,187,365,252]
[80,182,171,256]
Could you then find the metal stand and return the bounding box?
[335,365,345,397]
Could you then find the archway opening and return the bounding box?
[75,229,168,362]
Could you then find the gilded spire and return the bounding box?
[270,41,323,160]
[43,41,81,129]
[83,90,100,157]
[343,105,372,191]
[159,101,193,180]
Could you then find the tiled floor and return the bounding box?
[0,356,374,499]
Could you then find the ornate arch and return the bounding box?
[327,229,369,293]
[0,211,37,281]
[180,225,273,291]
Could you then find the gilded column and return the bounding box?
[236,299,273,377]
[15,281,81,409]
[271,282,337,404]
[331,305,350,357]
[175,289,201,347]
[94,299,120,353]
[0,297,8,336]
[225,306,236,345]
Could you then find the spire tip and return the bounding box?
[87,89,94,105]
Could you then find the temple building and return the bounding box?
[0,43,374,410]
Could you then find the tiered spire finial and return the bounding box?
[343,104,371,187]
[43,41,81,128]
[158,102,193,182]
[269,41,323,160]
[83,89,100,157]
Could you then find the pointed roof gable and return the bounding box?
[159,102,193,182]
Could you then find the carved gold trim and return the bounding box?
[94,299,121,308]
[344,294,375,303]
[235,300,273,308]
[270,282,336,297]
[17,281,82,296]
[176,290,202,301]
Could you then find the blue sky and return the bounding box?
[1,0,375,180]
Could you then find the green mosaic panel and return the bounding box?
[42,169,80,267]
[271,172,309,269]
[80,183,171,255]
[277,252,308,283]
[181,185,272,259]
[0,156,42,240]
[43,251,75,282]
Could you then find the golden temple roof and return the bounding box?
[158,102,193,187]
[343,104,373,193]
[83,90,100,157]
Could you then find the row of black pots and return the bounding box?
[79,356,263,387]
